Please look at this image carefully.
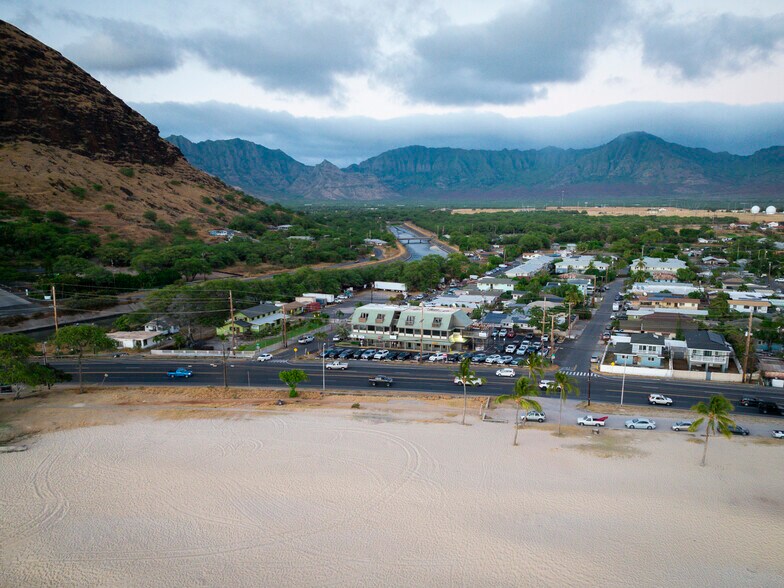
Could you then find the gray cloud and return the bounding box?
[399,0,628,105]
[641,12,784,78]
[134,100,784,167]
[60,18,180,76]
[185,16,378,96]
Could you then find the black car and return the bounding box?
[447,353,461,363]
[319,348,333,358]
[396,352,411,361]
[740,396,760,407]
[338,349,353,360]
[726,424,750,436]
[350,349,364,359]
[758,401,783,416]
[385,351,399,361]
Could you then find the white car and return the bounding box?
[648,393,673,406]
[496,368,516,377]
[256,353,273,362]
[772,430,784,439]
[325,361,348,370]
[297,335,315,344]
[332,335,342,342]
[373,350,390,360]
[505,344,517,353]
[523,410,546,423]
[453,376,483,386]
[485,354,502,364]
[538,379,554,391]
[429,352,448,362]
[671,420,693,432]
[625,418,656,430]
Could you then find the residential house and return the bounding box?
[554,255,608,275]
[728,299,771,314]
[144,319,179,336]
[609,333,667,367]
[634,295,700,312]
[108,331,166,350]
[217,303,284,336]
[504,255,554,278]
[650,271,678,282]
[701,256,729,266]
[630,257,687,273]
[631,281,702,296]
[684,331,734,372]
[349,304,472,352]
[476,277,517,292]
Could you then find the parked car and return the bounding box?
[453,376,483,386]
[396,352,411,361]
[471,353,487,363]
[297,335,315,344]
[577,415,608,427]
[498,329,508,338]
[772,430,784,439]
[360,349,376,360]
[739,397,760,407]
[671,420,693,432]
[385,351,399,361]
[373,349,390,360]
[495,368,516,377]
[506,330,516,339]
[505,344,518,353]
[485,354,502,364]
[256,353,273,362]
[491,329,499,337]
[648,394,673,406]
[523,410,546,423]
[350,349,364,360]
[625,418,656,430]
[726,424,750,436]
[338,349,353,360]
[510,358,522,366]
[758,401,783,415]
[447,353,461,363]
[332,335,342,342]
[429,352,448,362]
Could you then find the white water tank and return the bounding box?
[751,205,761,214]
[766,206,777,215]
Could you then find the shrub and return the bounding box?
[76,219,92,228]
[201,196,212,205]
[69,186,86,199]
[45,210,68,223]
[198,207,208,214]
[224,193,235,202]
[92,183,103,191]
[143,210,158,222]
[103,203,115,212]
[120,167,134,178]
[351,402,360,409]
[170,180,182,186]
[155,220,173,233]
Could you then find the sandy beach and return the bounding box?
[1,392,783,587]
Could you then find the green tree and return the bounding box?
[547,371,580,435]
[497,377,543,446]
[522,353,546,386]
[0,334,58,397]
[455,357,484,426]
[279,368,308,398]
[52,325,116,393]
[688,395,736,466]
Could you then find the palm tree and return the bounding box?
[522,353,546,386]
[689,395,736,466]
[546,371,580,435]
[497,377,542,446]
[455,356,484,425]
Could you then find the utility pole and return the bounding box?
[322,343,326,390]
[541,295,547,340]
[419,305,425,362]
[222,344,228,389]
[587,371,592,406]
[228,290,236,356]
[567,301,573,339]
[282,307,288,348]
[51,285,59,333]
[742,309,754,383]
[620,359,627,406]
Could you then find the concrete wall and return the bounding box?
[599,362,744,382]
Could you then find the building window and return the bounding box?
[376,313,386,324]
[432,317,442,328]
[359,313,369,323]
[405,315,415,326]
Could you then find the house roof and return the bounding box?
[619,313,697,334]
[629,333,666,346]
[728,299,771,307]
[610,342,633,355]
[241,303,281,318]
[684,330,732,352]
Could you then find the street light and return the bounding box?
[322,343,326,391]
[620,358,627,406]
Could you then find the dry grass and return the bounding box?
[569,430,648,458]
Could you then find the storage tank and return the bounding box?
[766,206,777,215]
[751,205,761,214]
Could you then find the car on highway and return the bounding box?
[648,393,673,406]
[523,410,546,423]
[256,353,273,362]
[297,335,315,344]
[538,379,562,392]
[325,361,348,370]
[453,376,483,386]
[360,349,376,360]
[167,368,192,379]
[772,430,784,439]
[758,401,782,415]
[495,368,516,377]
[577,415,607,427]
[590,354,600,364]
[368,375,394,387]
[726,424,750,436]
[671,420,693,432]
[739,396,760,407]
[429,352,448,362]
[625,418,656,430]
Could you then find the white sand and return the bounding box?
[1,406,783,587]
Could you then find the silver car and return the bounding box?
[524,410,546,423]
[625,418,656,430]
[671,420,693,432]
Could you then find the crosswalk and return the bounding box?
[558,370,599,378]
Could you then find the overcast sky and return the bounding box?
[3,0,783,165]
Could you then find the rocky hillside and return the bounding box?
[169,135,396,202]
[171,132,784,205]
[0,20,261,239]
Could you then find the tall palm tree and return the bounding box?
[455,357,484,425]
[522,353,546,386]
[689,395,736,466]
[497,377,542,446]
[547,371,580,435]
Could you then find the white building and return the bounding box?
[728,299,771,314]
[554,255,608,275]
[476,277,517,292]
[630,257,687,273]
[108,331,166,350]
[630,282,702,296]
[505,255,554,278]
[429,293,498,309]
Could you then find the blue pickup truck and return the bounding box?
[166,368,193,379]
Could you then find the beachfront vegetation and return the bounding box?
[689,395,736,466]
[279,369,308,398]
[498,377,543,446]
[548,372,579,436]
[52,325,116,393]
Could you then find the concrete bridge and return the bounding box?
[397,237,432,244]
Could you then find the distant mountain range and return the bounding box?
[168,133,784,206]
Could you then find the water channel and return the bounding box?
[389,226,449,261]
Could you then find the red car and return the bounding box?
[506,330,516,338]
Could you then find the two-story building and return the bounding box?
[609,333,667,368]
[727,299,771,314]
[684,331,734,372]
[349,304,472,352]
[554,255,608,275]
[505,255,554,278]
[630,257,687,273]
[476,277,517,292]
[217,303,284,336]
